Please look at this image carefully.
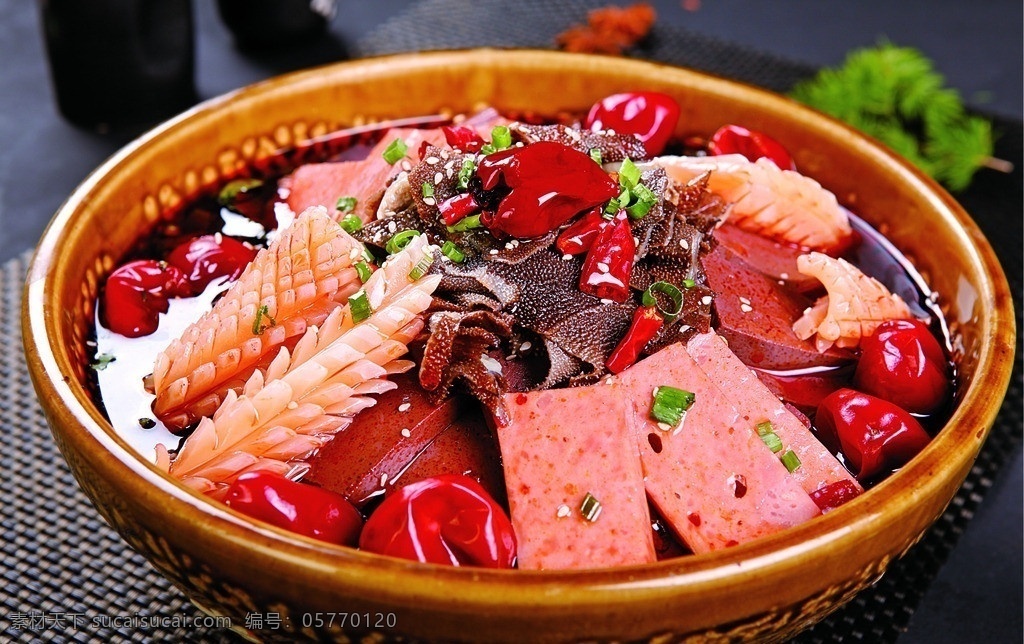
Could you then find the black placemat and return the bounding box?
[3,1,1021,642]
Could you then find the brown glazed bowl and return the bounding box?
[23,50,1016,642]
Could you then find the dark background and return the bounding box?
[1,1,1020,642]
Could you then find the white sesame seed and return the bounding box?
[679,238,689,250]
[740,304,753,313]
[446,167,455,179]
[702,295,713,305]
[489,249,499,255]
[556,504,571,518]
[401,428,412,438]
[398,402,411,412]
[605,128,616,135]
[425,156,440,165]
[387,221,397,234]
[562,254,573,261]
[520,341,532,351]
[400,160,412,172]
[600,298,613,305]
[423,196,436,206]
[505,242,515,250]
[657,422,672,431]
[380,473,388,486]
[434,171,444,184]
[349,247,362,260]
[739,296,751,305]
[440,149,450,160]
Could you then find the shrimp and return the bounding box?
[156,237,441,496]
[652,154,853,253]
[792,252,912,352]
[151,206,364,430]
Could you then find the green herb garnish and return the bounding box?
[457,158,476,190]
[642,281,684,321]
[138,417,156,429]
[580,492,603,522]
[90,353,116,371]
[382,138,408,165]
[446,214,483,233]
[651,385,695,427]
[335,196,357,213]
[756,421,784,454]
[790,42,999,191]
[385,229,421,255]
[252,304,276,335]
[339,213,362,234]
[409,254,434,280]
[218,178,263,207]
[354,260,373,283]
[618,158,641,189]
[349,290,372,323]
[589,148,603,164]
[441,240,466,263]
[781,449,802,473]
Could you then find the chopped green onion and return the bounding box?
[218,178,263,206]
[382,138,408,165]
[490,125,512,150]
[580,492,603,522]
[385,229,421,255]
[90,353,116,371]
[360,246,376,263]
[441,240,466,263]
[781,449,802,472]
[479,143,496,155]
[763,432,784,453]
[335,196,357,213]
[138,417,156,429]
[446,214,482,233]
[682,278,696,289]
[626,183,657,219]
[605,187,630,215]
[755,421,774,436]
[651,385,695,426]
[618,158,641,190]
[457,158,476,190]
[339,213,362,233]
[421,182,434,198]
[252,304,276,335]
[642,281,684,321]
[354,260,373,283]
[408,254,434,280]
[589,148,603,164]
[349,289,372,323]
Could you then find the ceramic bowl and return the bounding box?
[23,50,1016,642]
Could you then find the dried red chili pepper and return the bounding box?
[584,92,680,156]
[579,211,635,302]
[606,305,664,374]
[809,479,862,513]
[708,124,796,170]
[166,234,257,292]
[476,141,619,239]
[101,259,192,337]
[442,125,485,153]
[223,471,364,546]
[554,207,608,255]
[815,388,932,482]
[853,318,950,415]
[359,474,517,568]
[438,192,481,226]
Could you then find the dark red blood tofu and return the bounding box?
[305,371,464,508]
[685,333,861,496]
[703,243,853,370]
[712,223,820,293]
[391,403,507,506]
[497,386,656,570]
[618,343,821,554]
[285,127,445,222]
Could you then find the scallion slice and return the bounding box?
[408,253,434,280]
[626,183,657,219]
[441,240,466,263]
[339,213,362,233]
[335,196,357,213]
[446,213,482,233]
[382,138,408,165]
[360,246,376,263]
[618,158,641,189]
[385,229,421,255]
[642,281,684,321]
[490,125,512,150]
[589,148,603,164]
[651,385,695,426]
[354,260,373,283]
[682,278,696,289]
[349,289,372,323]
[421,182,435,198]
[580,492,603,522]
[457,158,476,189]
[218,178,262,206]
[781,449,802,472]
[251,304,276,335]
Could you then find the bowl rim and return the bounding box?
[22,48,1017,609]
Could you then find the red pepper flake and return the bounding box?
[606,305,664,374]
[555,3,657,55]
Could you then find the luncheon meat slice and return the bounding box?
[497,385,656,570]
[286,127,446,222]
[618,343,821,553]
[685,333,862,496]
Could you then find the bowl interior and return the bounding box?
[23,50,1016,641]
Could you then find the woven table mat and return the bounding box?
[3,1,1021,641]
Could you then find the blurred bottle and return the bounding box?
[39,0,197,130]
[216,0,337,50]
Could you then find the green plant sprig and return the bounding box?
[790,43,1001,191]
